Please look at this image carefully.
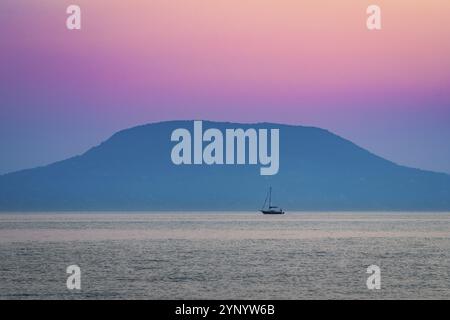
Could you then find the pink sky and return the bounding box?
[1,0,450,174]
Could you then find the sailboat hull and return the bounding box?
[260,210,285,215]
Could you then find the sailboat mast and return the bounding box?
[269,186,272,207]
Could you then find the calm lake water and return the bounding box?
[0,212,449,299]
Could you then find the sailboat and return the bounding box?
[260,187,285,215]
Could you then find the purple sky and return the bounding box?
[1,0,450,174]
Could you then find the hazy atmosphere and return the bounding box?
[1,0,450,175]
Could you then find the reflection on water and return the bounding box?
[0,212,449,299]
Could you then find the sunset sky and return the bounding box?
[1,0,449,174]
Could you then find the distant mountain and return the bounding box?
[1,120,449,211]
